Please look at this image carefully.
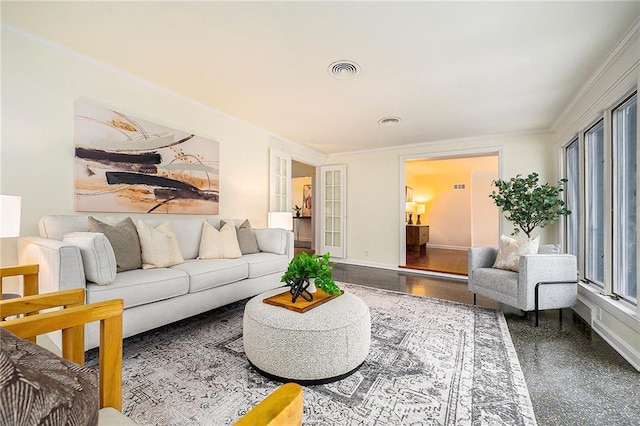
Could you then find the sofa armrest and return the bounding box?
[518,254,578,311]
[18,237,87,294]
[468,247,498,279]
[254,229,294,260]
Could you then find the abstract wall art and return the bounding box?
[74,100,219,214]
[302,184,312,217]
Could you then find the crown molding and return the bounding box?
[551,17,640,132]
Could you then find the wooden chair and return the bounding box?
[0,288,124,411]
[234,382,303,426]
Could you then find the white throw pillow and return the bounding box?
[136,220,185,269]
[63,232,117,285]
[492,235,540,272]
[198,221,242,259]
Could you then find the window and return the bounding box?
[612,94,637,304]
[564,91,638,306]
[566,138,580,261]
[584,121,605,287]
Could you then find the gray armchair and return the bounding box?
[468,244,578,325]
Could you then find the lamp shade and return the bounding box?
[0,195,21,238]
[405,202,415,213]
[416,203,425,215]
[268,212,293,231]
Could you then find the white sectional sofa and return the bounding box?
[18,215,293,349]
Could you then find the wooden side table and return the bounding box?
[406,225,429,253]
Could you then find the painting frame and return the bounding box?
[74,100,220,214]
[302,184,312,217]
[405,186,413,202]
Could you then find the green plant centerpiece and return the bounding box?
[281,252,342,302]
[489,172,571,238]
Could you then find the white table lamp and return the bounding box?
[268,212,293,231]
[415,203,425,225]
[0,195,21,238]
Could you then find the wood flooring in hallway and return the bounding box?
[403,246,468,276]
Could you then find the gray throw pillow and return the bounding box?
[221,219,260,255]
[88,216,142,272]
[237,219,260,254]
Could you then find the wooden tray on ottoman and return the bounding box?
[263,288,341,313]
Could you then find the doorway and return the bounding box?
[401,152,500,275]
[292,160,315,256]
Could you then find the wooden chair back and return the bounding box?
[0,288,124,410]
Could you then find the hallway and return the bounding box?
[403,246,468,276]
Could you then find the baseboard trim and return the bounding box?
[425,244,468,251]
[592,318,640,371]
[333,258,468,282]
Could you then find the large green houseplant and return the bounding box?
[281,252,342,296]
[489,172,571,238]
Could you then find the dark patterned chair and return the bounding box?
[0,287,132,425]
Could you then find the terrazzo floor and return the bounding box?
[333,263,640,426]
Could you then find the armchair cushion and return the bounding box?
[0,328,99,425]
[492,235,539,272]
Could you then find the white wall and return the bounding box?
[0,28,325,268]
[415,170,472,248]
[471,169,500,246]
[328,133,555,268]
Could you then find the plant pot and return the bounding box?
[307,278,317,294]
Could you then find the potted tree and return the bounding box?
[489,172,571,238]
[281,252,342,301]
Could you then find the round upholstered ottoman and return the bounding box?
[243,287,371,384]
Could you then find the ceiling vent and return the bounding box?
[378,116,402,126]
[328,60,361,79]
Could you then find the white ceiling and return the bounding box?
[2,2,639,154]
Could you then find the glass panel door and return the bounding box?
[269,149,291,212]
[320,165,346,258]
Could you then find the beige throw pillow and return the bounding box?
[136,220,184,269]
[492,235,540,272]
[198,221,242,259]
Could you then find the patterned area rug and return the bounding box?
[86,283,537,425]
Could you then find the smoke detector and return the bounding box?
[328,60,361,79]
[378,116,402,126]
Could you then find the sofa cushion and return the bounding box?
[236,220,260,255]
[171,258,249,293]
[254,228,288,255]
[88,216,142,272]
[86,268,189,309]
[198,221,242,259]
[473,267,519,298]
[136,220,185,269]
[63,232,116,285]
[243,252,290,279]
[492,235,540,272]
